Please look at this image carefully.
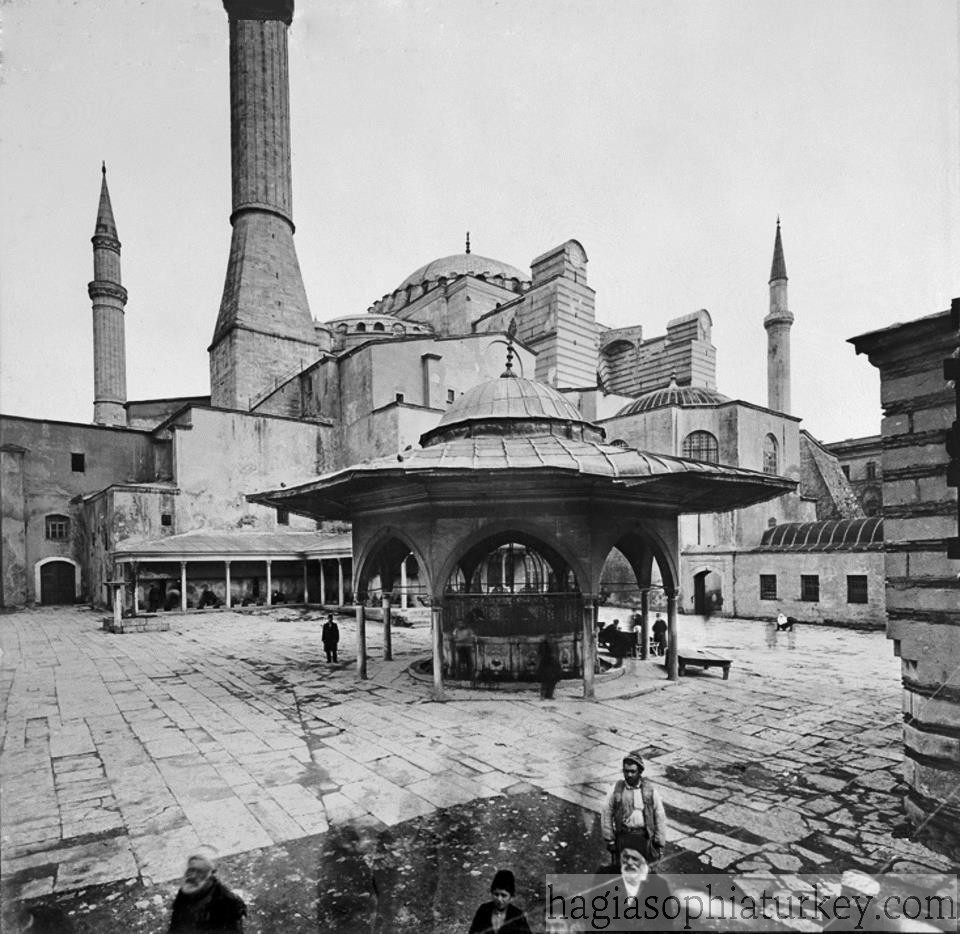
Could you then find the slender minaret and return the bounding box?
[764,217,793,413]
[210,0,316,410]
[88,163,128,426]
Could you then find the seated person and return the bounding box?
[197,588,221,609]
[163,588,181,611]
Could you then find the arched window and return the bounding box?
[356,322,367,333]
[762,434,779,474]
[45,514,70,541]
[682,430,719,464]
[373,322,385,332]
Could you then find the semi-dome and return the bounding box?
[615,378,729,417]
[397,253,529,292]
[420,370,603,447]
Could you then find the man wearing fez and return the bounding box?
[602,750,668,867]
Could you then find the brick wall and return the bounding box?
[851,307,960,858]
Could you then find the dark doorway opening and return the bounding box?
[40,561,75,605]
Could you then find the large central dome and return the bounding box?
[397,253,528,292]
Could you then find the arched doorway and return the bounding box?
[441,532,582,683]
[693,568,723,616]
[39,559,76,605]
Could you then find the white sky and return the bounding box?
[2,0,958,443]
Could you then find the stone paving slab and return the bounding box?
[1,605,957,930]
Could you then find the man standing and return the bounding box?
[601,750,667,867]
[652,615,668,656]
[168,849,246,933]
[322,614,340,663]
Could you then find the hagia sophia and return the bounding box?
[0,1,881,627]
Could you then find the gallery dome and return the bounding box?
[615,378,729,416]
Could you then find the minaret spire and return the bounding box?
[764,217,794,414]
[88,164,128,426]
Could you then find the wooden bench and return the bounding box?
[677,649,732,680]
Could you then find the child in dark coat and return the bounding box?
[468,869,532,934]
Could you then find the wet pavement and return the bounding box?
[1,606,956,932]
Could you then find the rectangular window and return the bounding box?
[447,389,455,404]
[45,515,70,540]
[800,575,820,602]
[161,513,173,527]
[71,452,85,473]
[847,575,868,604]
[759,575,777,600]
[277,508,289,526]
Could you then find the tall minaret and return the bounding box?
[88,163,128,427]
[764,218,793,413]
[210,0,316,410]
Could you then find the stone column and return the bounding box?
[180,562,188,613]
[400,558,408,611]
[337,560,344,607]
[639,590,650,660]
[381,592,393,661]
[666,591,679,681]
[131,565,140,616]
[431,604,444,699]
[302,561,309,604]
[225,561,232,609]
[356,603,367,680]
[582,596,596,699]
[319,559,326,605]
[113,582,123,628]
[266,560,273,606]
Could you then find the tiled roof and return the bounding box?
[251,434,796,517]
[114,530,351,560]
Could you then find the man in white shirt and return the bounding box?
[601,750,668,868]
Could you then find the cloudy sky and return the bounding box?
[2,0,957,443]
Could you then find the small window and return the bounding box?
[767,517,777,529]
[865,461,877,480]
[373,322,385,332]
[161,513,173,527]
[45,514,70,541]
[395,392,405,404]
[447,389,455,404]
[841,464,850,479]
[847,575,868,604]
[762,434,779,475]
[800,575,820,602]
[356,322,367,333]
[71,452,85,473]
[681,430,719,464]
[759,575,777,600]
[277,508,289,526]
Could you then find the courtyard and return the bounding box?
[0,606,955,932]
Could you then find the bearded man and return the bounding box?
[168,849,246,933]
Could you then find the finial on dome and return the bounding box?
[501,318,519,378]
[668,372,678,387]
[101,161,107,176]
[465,231,471,255]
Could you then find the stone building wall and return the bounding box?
[0,416,156,605]
[851,307,960,857]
